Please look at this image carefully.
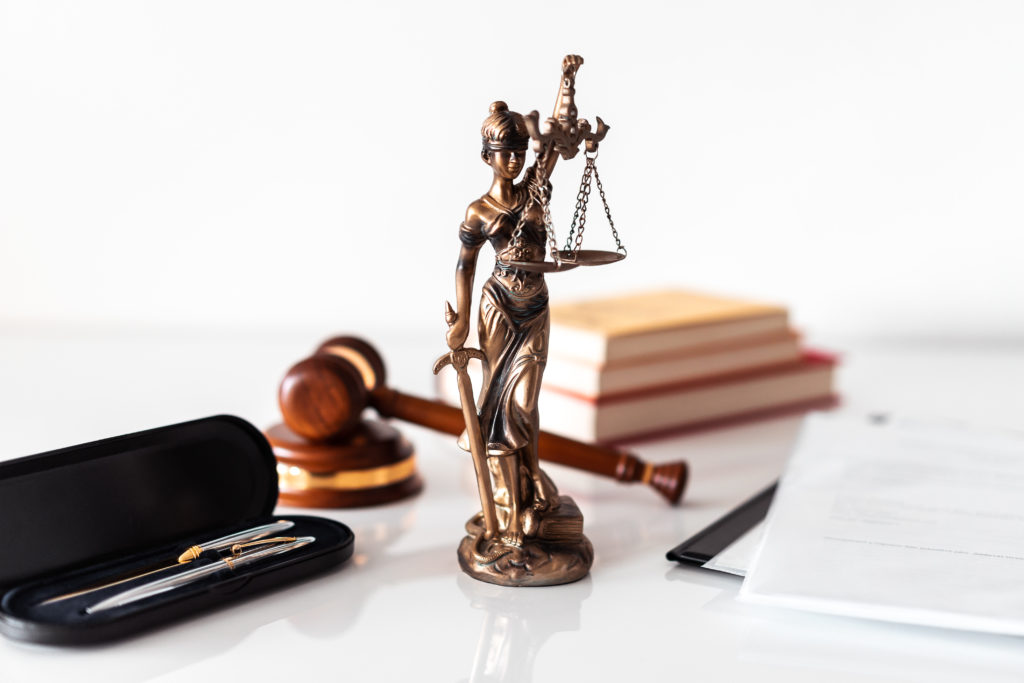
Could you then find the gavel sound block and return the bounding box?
[265,336,688,508]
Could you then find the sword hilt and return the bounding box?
[432,346,486,375]
[437,301,486,373]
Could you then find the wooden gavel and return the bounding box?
[277,336,688,505]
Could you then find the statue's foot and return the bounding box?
[500,530,524,548]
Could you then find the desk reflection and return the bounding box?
[459,575,592,683]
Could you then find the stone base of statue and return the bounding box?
[458,495,594,587]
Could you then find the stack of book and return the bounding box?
[539,289,837,443]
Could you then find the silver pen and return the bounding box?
[86,536,316,614]
[42,520,296,606]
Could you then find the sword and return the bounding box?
[433,302,499,540]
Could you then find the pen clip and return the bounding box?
[229,537,298,556]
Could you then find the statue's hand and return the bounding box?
[446,318,469,351]
[562,54,583,80]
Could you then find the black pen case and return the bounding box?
[0,415,354,645]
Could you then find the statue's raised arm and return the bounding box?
[553,54,584,122]
[525,54,608,177]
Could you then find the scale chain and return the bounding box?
[564,157,595,254]
[502,154,624,267]
[504,167,561,268]
[592,161,626,255]
[534,168,561,263]
[503,181,532,266]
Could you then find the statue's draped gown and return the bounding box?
[458,166,550,472]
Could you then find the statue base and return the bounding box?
[457,495,593,587]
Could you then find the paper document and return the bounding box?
[702,522,764,577]
[740,413,1024,636]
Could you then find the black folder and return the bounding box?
[666,482,777,568]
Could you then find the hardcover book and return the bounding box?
[549,289,790,364]
[543,330,802,399]
[538,353,837,443]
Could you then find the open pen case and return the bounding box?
[0,415,354,645]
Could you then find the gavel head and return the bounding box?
[277,336,386,442]
[315,336,387,392]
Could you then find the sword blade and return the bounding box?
[450,356,499,539]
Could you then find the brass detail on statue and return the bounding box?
[437,55,624,587]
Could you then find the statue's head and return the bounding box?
[481,101,529,180]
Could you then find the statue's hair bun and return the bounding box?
[481,101,528,151]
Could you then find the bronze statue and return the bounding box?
[434,55,625,586]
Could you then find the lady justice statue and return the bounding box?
[434,55,622,586]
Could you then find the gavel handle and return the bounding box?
[371,387,688,505]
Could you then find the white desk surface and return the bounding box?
[1,327,1022,683]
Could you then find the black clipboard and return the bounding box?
[666,482,777,567]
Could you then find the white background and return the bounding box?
[2,0,1022,343]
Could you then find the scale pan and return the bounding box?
[505,259,580,273]
[556,249,626,266]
